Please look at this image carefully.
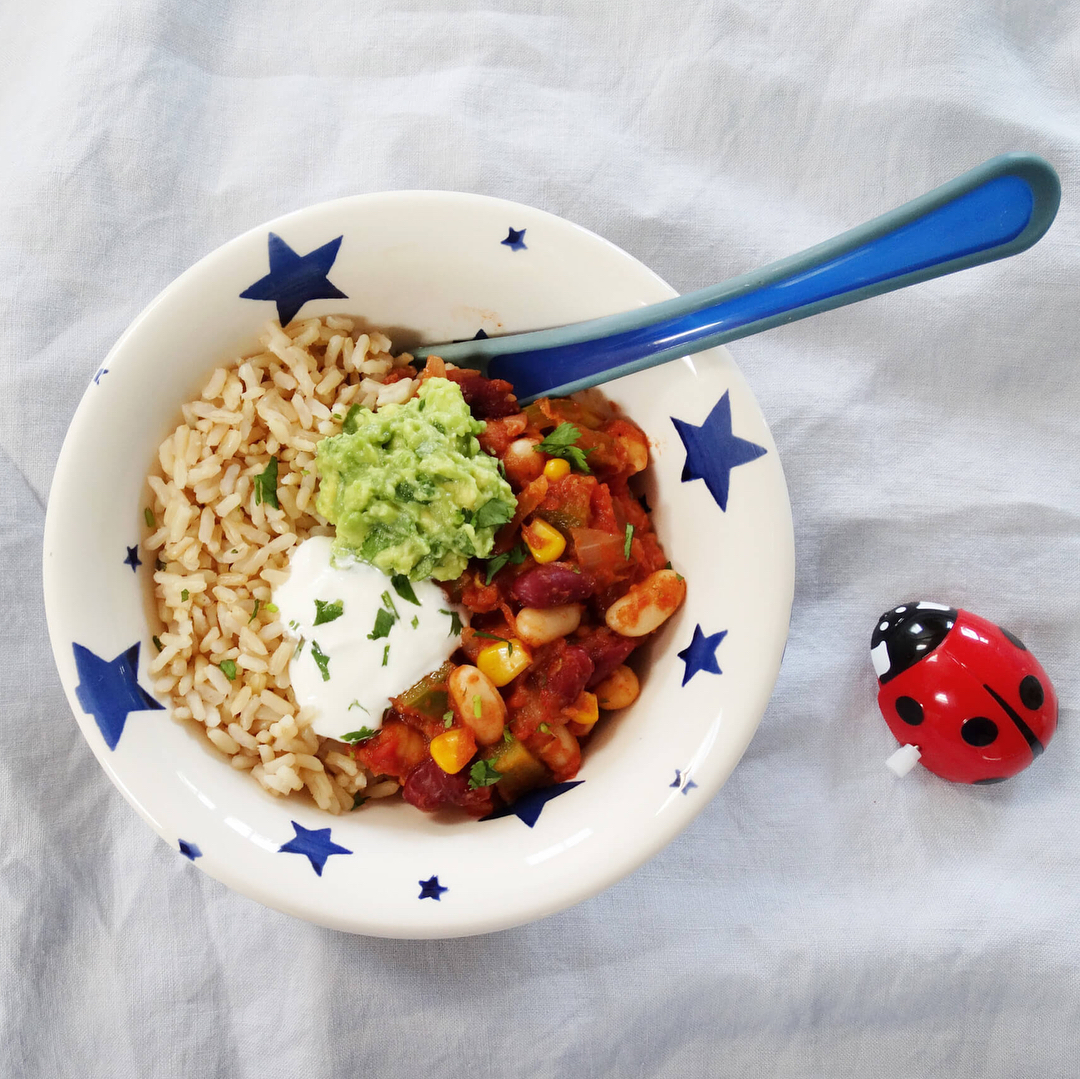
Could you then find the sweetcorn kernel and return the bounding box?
[522,519,566,564]
[543,457,571,481]
[429,728,476,774]
[476,639,532,687]
[563,690,599,729]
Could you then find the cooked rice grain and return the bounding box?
[144,317,418,813]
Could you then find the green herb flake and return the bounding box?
[264,602,279,613]
[411,615,419,629]
[473,629,510,645]
[313,598,344,626]
[289,619,300,631]
[254,456,279,509]
[144,507,154,528]
[537,423,593,473]
[443,711,454,728]
[368,607,395,641]
[502,728,513,743]
[219,659,237,681]
[248,599,260,623]
[472,694,483,719]
[664,561,673,570]
[151,635,163,652]
[348,700,370,713]
[382,644,390,667]
[468,759,503,789]
[391,574,421,606]
[341,727,377,744]
[471,498,515,531]
[155,558,166,571]
[352,793,368,810]
[310,641,331,681]
[342,403,363,435]
[441,609,464,637]
[295,636,306,655]
[539,722,550,734]
[676,572,685,583]
[180,589,190,602]
[380,590,400,620]
[623,522,635,560]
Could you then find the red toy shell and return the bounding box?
[872,602,1057,783]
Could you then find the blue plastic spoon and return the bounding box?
[413,153,1059,402]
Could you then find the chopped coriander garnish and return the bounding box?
[254,456,279,509]
[348,700,369,713]
[248,599,260,622]
[151,635,163,652]
[468,759,502,789]
[342,403,363,434]
[472,694,483,719]
[380,590,399,620]
[441,609,464,637]
[180,589,190,602]
[473,629,511,645]
[502,728,513,743]
[484,542,526,585]
[665,561,672,570]
[341,727,376,744]
[310,641,331,681]
[352,793,368,810]
[443,711,454,728]
[219,659,237,680]
[313,598,343,626]
[382,644,390,667]
[155,558,166,571]
[539,722,550,734]
[295,636,306,656]
[537,423,593,473]
[676,572,685,583]
[391,574,421,606]
[623,522,634,560]
[264,602,278,613]
[471,498,515,531]
[144,507,154,527]
[289,619,300,631]
[411,615,419,629]
[368,607,395,640]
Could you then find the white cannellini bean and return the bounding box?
[594,665,640,710]
[515,604,583,647]
[604,569,687,638]
[448,665,507,745]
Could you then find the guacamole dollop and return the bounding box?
[315,377,517,581]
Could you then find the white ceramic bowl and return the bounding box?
[43,192,794,937]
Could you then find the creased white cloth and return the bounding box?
[2,1,1079,1076]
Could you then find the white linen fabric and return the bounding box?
[2,1,1078,1075]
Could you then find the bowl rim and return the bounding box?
[43,189,795,937]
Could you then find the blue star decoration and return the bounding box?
[73,642,163,751]
[481,780,583,827]
[418,875,448,901]
[671,391,767,511]
[678,624,727,686]
[178,840,202,860]
[278,821,352,876]
[473,328,489,339]
[670,770,699,795]
[240,233,348,327]
[501,227,527,251]
[93,367,108,384]
[124,545,141,572]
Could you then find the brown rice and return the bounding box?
[143,316,420,814]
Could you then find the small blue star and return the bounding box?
[73,642,163,751]
[418,875,448,901]
[481,780,583,827]
[672,391,767,511]
[670,770,698,795]
[473,328,489,339]
[678,624,727,686]
[240,233,348,327]
[278,821,352,876]
[178,840,202,860]
[124,545,142,572]
[93,367,108,384]
[501,227,527,251]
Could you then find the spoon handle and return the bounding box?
[416,153,1059,402]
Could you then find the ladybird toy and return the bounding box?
[871,601,1058,783]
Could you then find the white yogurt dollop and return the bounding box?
[273,536,466,741]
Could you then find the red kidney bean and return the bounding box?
[511,563,593,608]
[544,644,595,708]
[444,369,520,418]
[401,759,469,812]
[580,628,638,688]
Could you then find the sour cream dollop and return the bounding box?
[273,536,467,741]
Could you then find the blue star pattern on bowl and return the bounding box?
[278,821,352,876]
[93,367,108,384]
[501,227,527,251]
[240,233,348,327]
[178,840,202,860]
[678,624,727,686]
[481,780,583,827]
[672,391,767,512]
[123,545,141,572]
[72,642,163,751]
[418,875,448,901]
[670,770,698,795]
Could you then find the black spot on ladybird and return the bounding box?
[999,626,1027,651]
[895,696,924,725]
[962,716,999,747]
[1019,674,1044,710]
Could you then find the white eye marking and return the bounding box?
[879,622,889,632]
[895,606,907,614]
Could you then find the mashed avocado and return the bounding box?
[315,377,517,581]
